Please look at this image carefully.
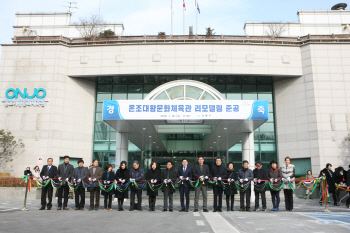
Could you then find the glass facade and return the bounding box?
[93,75,277,171]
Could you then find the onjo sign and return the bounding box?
[5,88,46,99]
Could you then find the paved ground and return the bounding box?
[0,195,350,233]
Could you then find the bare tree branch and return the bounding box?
[73,15,107,40]
[0,129,25,169]
[265,23,286,37]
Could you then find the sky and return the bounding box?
[0,0,347,56]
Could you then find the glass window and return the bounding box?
[186,86,203,100]
[226,93,241,100]
[155,92,169,100]
[94,142,109,151]
[167,85,184,99]
[242,85,257,93]
[98,77,113,84]
[200,92,215,100]
[259,123,274,132]
[94,131,109,141]
[258,93,273,102]
[96,103,103,112]
[242,93,257,100]
[258,85,273,92]
[128,85,143,100]
[95,122,109,132]
[93,152,109,162]
[95,112,103,122]
[97,93,111,102]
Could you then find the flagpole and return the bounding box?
[196,0,198,35]
[171,0,173,35]
[183,1,186,35]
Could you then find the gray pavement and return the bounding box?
[0,195,350,233]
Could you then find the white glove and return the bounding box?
[89,178,91,181]
[151,179,154,183]
[107,181,110,184]
[78,179,81,182]
[270,178,273,182]
[186,177,189,181]
[228,178,231,182]
[244,178,248,181]
[200,176,204,179]
[218,177,222,181]
[119,179,122,181]
[240,179,243,183]
[58,177,62,181]
[287,177,291,181]
[122,179,125,183]
[179,176,183,179]
[214,177,217,180]
[93,178,96,182]
[66,178,69,181]
[205,176,208,179]
[168,179,171,183]
[154,179,157,183]
[254,178,257,182]
[104,181,106,184]
[282,178,285,181]
[73,179,76,182]
[258,179,261,183]
[42,176,46,180]
[164,180,167,184]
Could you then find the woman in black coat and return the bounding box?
[101,164,115,211]
[146,161,161,211]
[224,162,238,211]
[114,161,130,211]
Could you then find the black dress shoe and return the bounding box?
[213,209,217,212]
[162,209,168,212]
[203,209,209,212]
[39,206,45,210]
[179,208,185,212]
[169,209,173,212]
[193,209,198,212]
[129,209,134,211]
[185,209,189,212]
[47,206,52,210]
[218,209,222,212]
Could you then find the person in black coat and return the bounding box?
[24,167,33,176]
[146,161,161,211]
[114,161,130,211]
[177,158,193,212]
[334,166,344,205]
[211,157,228,212]
[161,161,177,212]
[253,160,268,211]
[224,162,238,211]
[39,158,57,210]
[101,164,115,211]
[192,156,210,212]
[319,163,337,206]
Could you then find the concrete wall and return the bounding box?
[245,10,350,37]
[274,43,350,173]
[0,45,96,177]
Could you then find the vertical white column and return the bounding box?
[241,132,255,202]
[115,132,129,168]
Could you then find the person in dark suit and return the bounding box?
[56,155,74,210]
[101,164,115,211]
[88,159,103,211]
[146,161,161,211]
[177,158,193,212]
[114,161,130,211]
[161,161,177,212]
[129,160,144,211]
[211,157,228,212]
[39,158,57,210]
[72,159,88,210]
[253,160,268,211]
[192,156,210,212]
[24,167,33,176]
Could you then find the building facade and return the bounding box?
[1,9,350,177]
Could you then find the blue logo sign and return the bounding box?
[5,88,46,99]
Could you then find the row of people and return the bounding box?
[38,155,309,212]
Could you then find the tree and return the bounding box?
[99,29,115,38]
[205,27,216,36]
[0,130,25,169]
[265,23,286,37]
[73,15,106,39]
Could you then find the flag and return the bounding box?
[183,0,186,11]
[197,1,200,14]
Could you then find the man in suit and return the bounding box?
[177,158,193,212]
[238,160,254,211]
[39,158,57,210]
[211,157,228,212]
[72,159,88,210]
[193,156,210,212]
[56,155,74,210]
[161,161,177,212]
[88,159,103,211]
